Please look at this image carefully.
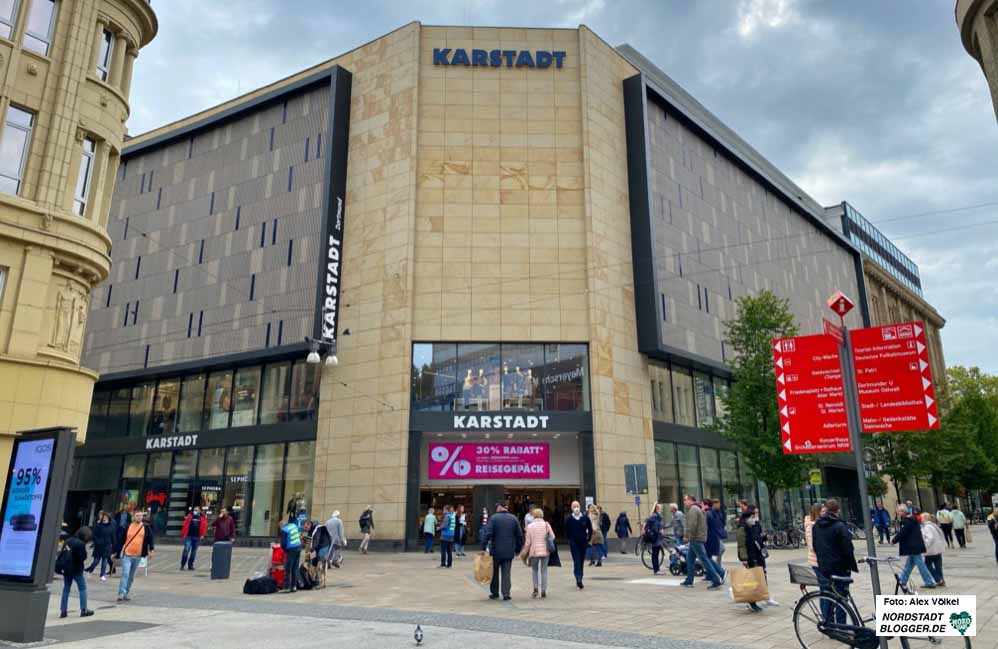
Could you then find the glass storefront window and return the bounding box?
[231,367,261,427]
[75,456,121,490]
[118,480,141,514]
[195,448,225,524]
[541,344,589,411]
[411,343,458,411]
[128,383,155,437]
[289,361,320,420]
[205,371,233,429]
[654,441,679,515]
[146,452,171,478]
[500,343,544,410]
[677,444,700,500]
[714,378,730,422]
[249,443,285,537]
[151,378,179,435]
[672,367,696,427]
[700,447,721,503]
[178,374,206,432]
[283,441,315,520]
[650,363,673,422]
[87,390,110,440]
[122,454,146,478]
[197,447,225,477]
[165,450,197,536]
[107,388,131,437]
[720,449,740,514]
[693,371,715,428]
[259,362,291,425]
[456,344,501,411]
[223,446,253,537]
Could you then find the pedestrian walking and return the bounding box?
[736,508,767,612]
[587,504,604,567]
[423,507,437,553]
[521,508,554,598]
[805,502,825,572]
[705,498,728,573]
[112,510,154,602]
[598,505,611,561]
[644,503,666,574]
[59,527,94,618]
[482,502,523,601]
[951,505,967,548]
[564,500,592,589]
[479,508,489,545]
[920,513,946,587]
[180,506,207,571]
[987,511,998,566]
[812,498,858,623]
[439,505,455,568]
[680,495,723,589]
[212,506,236,542]
[454,505,467,556]
[359,506,374,554]
[937,504,954,548]
[86,511,114,581]
[669,502,685,546]
[892,504,937,589]
[324,511,347,568]
[615,510,632,554]
[279,514,303,593]
[872,502,891,544]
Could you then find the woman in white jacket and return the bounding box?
[920,513,947,587]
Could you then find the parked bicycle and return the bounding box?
[769,524,804,549]
[790,556,971,648]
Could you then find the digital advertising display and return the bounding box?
[0,436,57,581]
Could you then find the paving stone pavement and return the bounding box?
[31,525,998,649]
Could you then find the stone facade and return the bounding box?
[957,0,998,121]
[0,0,155,490]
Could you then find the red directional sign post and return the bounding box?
[850,321,939,432]
[772,334,851,454]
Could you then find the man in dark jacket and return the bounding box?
[704,499,728,579]
[615,511,632,554]
[180,506,207,571]
[482,502,523,601]
[644,503,666,574]
[812,499,858,623]
[564,500,593,589]
[86,511,115,579]
[598,505,611,561]
[60,527,95,618]
[891,504,937,589]
[212,506,236,542]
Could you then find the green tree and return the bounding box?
[717,290,806,522]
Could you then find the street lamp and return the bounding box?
[305,336,338,367]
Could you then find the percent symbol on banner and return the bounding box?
[430,445,472,477]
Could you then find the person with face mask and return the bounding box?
[736,506,768,612]
[564,500,593,589]
[180,506,207,571]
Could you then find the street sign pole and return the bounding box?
[840,327,887,649]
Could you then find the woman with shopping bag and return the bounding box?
[734,507,769,612]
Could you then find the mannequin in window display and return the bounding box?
[475,368,488,410]
[502,365,514,408]
[513,367,526,409]
[462,369,474,410]
[525,368,538,409]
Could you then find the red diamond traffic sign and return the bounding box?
[827,290,855,318]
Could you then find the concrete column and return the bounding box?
[108,33,127,88]
[120,48,137,99]
[90,19,106,77]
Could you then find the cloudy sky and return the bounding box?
[127,0,998,373]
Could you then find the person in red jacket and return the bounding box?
[180,506,207,571]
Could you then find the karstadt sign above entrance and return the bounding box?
[433,48,567,68]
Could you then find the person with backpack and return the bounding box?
[439,505,455,568]
[112,510,154,602]
[57,527,94,618]
[358,506,374,555]
[179,506,207,571]
[615,510,632,554]
[279,514,303,593]
[644,503,666,574]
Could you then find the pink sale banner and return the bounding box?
[428,442,550,480]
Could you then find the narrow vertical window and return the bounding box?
[23,0,57,56]
[660,293,667,322]
[156,186,162,210]
[269,127,274,151]
[276,320,283,346]
[134,255,141,279]
[197,239,205,264]
[131,300,139,325]
[0,0,18,39]
[287,239,293,267]
[316,132,322,158]
[209,191,215,215]
[259,222,266,248]
[95,28,113,81]
[304,136,310,162]
[123,216,129,240]
[696,284,702,310]
[146,169,153,192]
[197,310,204,337]
[0,106,34,195]
[281,100,287,124]
[139,172,145,194]
[143,344,150,368]
[172,268,179,294]
[73,136,96,216]
[121,159,127,179]
[187,137,194,159]
[122,301,130,326]
[105,284,112,307]
[271,218,277,245]
[234,205,241,230]
[249,274,255,301]
[187,312,193,338]
[287,166,293,192]
[264,322,271,348]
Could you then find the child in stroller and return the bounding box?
[668,543,705,577]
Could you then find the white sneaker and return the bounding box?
[100,576,107,582]
[766,598,780,607]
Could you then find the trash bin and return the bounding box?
[210,541,233,580]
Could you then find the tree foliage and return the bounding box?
[717,290,806,517]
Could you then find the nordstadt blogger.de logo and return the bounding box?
[876,595,976,637]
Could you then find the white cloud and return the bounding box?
[736,0,799,39]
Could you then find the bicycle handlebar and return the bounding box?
[861,556,900,565]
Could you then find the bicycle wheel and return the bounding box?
[900,637,972,648]
[791,530,802,549]
[793,591,861,649]
[774,530,789,548]
[641,545,654,570]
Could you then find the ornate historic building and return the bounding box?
[957,0,998,121]
[0,0,156,490]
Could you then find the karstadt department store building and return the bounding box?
[71,22,878,546]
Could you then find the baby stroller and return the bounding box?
[668,543,705,577]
